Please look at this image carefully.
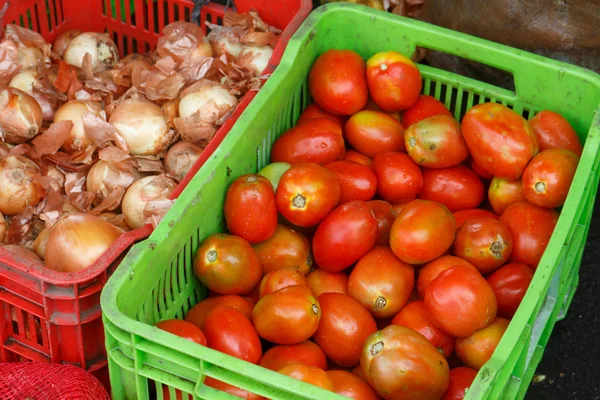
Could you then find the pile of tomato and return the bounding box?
[155,49,583,400]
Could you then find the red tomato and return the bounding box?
[371,152,423,204]
[155,319,207,346]
[244,284,261,306]
[297,103,347,129]
[313,293,378,367]
[391,300,455,358]
[402,95,453,128]
[366,51,422,111]
[344,110,405,157]
[453,209,498,229]
[419,165,484,212]
[390,200,414,216]
[367,200,396,246]
[307,268,349,297]
[453,217,513,275]
[185,295,253,330]
[441,367,478,400]
[487,262,534,319]
[417,256,477,299]
[405,115,469,168]
[253,285,321,344]
[425,265,497,338]
[224,174,277,244]
[455,317,509,370]
[276,163,340,227]
[327,370,381,400]
[462,103,539,180]
[204,378,263,400]
[194,234,262,295]
[344,149,372,166]
[259,268,308,298]
[522,148,579,208]
[470,158,494,180]
[390,200,456,264]
[278,364,334,391]
[324,160,377,203]
[259,341,328,371]
[312,201,378,272]
[349,247,415,319]
[252,224,312,276]
[271,118,345,165]
[363,96,402,121]
[309,49,368,115]
[352,364,368,381]
[529,110,583,156]
[488,177,525,215]
[500,201,559,267]
[361,325,450,400]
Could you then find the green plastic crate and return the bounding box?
[101,3,600,399]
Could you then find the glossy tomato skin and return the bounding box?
[194,234,262,295]
[327,370,381,400]
[441,367,478,400]
[155,319,207,346]
[488,177,525,215]
[307,268,349,297]
[425,265,497,338]
[363,96,402,121]
[453,209,498,229]
[224,174,277,244]
[259,268,308,298]
[204,378,263,400]
[366,51,422,112]
[324,160,377,203]
[390,200,414,216]
[367,200,396,246]
[345,110,405,157]
[419,165,484,212]
[271,118,345,165]
[185,295,253,330]
[258,162,291,192]
[462,103,539,180]
[309,49,368,115]
[500,201,559,267]
[259,341,328,371]
[405,115,469,168]
[417,256,477,299]
[313,293,378,367]
[312,201,378,272]
[470,158,494,180]
[278,364,335,391]
[349,247,415,319]
[455,317,509,370]
[487,262,534,319]
[522,148,579,208]
[390,200,456,264]
[252,285,321,344]
[297,103,347,129]
[276,163,340,227]
[402,95,453,128]
[529,110,583,156]
[252,224,312,276]
[344,149,372,166]
[371,152,423,204]
[361,325,450,400]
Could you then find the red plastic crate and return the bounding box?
[0,0,311,388]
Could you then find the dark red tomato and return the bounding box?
[278,364,335,391]
[371,152,423,204]
[224,174,277,244]
[522,148,579,208]
[349,247,415,319]
[297,103,347,129]
[271,118,345,165]
[204,378,263,400]
[344,149,372,166]
[453,217,513,275]
[367,200,396,246]
[419,165,484,212]
[487,262,534,319]
[185,295,253,330]
[391,300,455,358]
[259,268,308,298]
[453,209,499,229]
[366,51,422,111]
[488,177,525,215]
[252,224,312,276]
[155,319,207,346]
[470,157,494,180]
[390,200,456,264]
[361,325,449,400]
[327,370,381,400]
[529,110,583,156]
[312,201,378,272]
[194,234,262,295]
[313,293,378,367]
[309,49,368,115]
[307,268,349,297]
[441,367,478,400]
[402,95,453,128]
[462,103,539,180]
[324,160,377,203]
[500,201,559,267]
[417,256,477,299]
[344,110,405,157]
[405,115,469,168]
[455,317,509,370]
[425,265,497,338]
[276,163,340,227]
[253,285,321,344]
[259,341,328,371]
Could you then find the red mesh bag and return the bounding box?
[0,363,110,400]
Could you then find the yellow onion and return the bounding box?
[63,32,119,72]
[45,212,123,272]
[0,244,41,262]
[18,47,44,70]
[122,175,177,229]
[236,45,273,76]
[32,227,52,260]
[178,81,238,120]
[9,69,58,122]
[0,155,44,215]
[52,29,82,58]
[0,213,6,243]
[54,100,103,153]
[164,141,204,182]
[207,26,243,58]
[0,88,43,144]
[86,159,138,205]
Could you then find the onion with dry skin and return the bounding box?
[0,88,43,144]
[0,244,41,262]
[0,155,44,215]
[63,32,119,72]
[163,141,204,182]
[178,80,238,120]
[86,159,138,205]
[9,69,59,122]
[32,227,51,260]
[18,47,44,70]
[0,213,6,243]
[52,29,82,58]
[236,45,273,76]
[207,25,244,58]
[54,100,103,153]
[122,175,177,229]
[99,212,131,231]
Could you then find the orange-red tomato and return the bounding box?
[185,295,253,330]
[363,96,402,121]
[487,262,534,319]
[224,174,277,244]
[462,103,539,180]
[278,364,335,391]
[352,364,368,381]
[309,49,368,115]
[366,51,422,111]
[367,200,396,246]
[488,177,525,215]
[324,160,377,204]
[204,377,263,400]
[271,118,345,165]
[344,110,405,157]
[453,209,499,229]
[327,370,381,400]
[390,200,414,216]
[297,103,347,129]
[470,158,494,180]
[455,317,509,370]
[402,95,453,128]
[259,268,308,298]
[259,341,328,371]
[252,224,312,276]
[419,165,484,212]
[307,268,349,297]
[417,255,477,299]
[441,367,478,400]
[344,149,372,166]
[371,152,423,204]
[529,110,583,156]
[155,319,207,346]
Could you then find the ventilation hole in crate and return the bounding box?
[25,9,33,30]
[145,42,151,53]
[162,0,169,27]
[132,38,138,54]
[19,14,25,27]
[522,109,532,120]
[122,35,129,55]
[28,315,43,346]
[33,4,41,32]
[141,0,149,30]
[58,0,65,23]
[173,4,180,22]
[185,6,191,23]
[217,16,224,26]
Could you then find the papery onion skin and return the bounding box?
[0,88,43,144]
[237,45,273,76]
[32,227,52,260]
[54,100,102,153]
[0,244,41,262]
[86,159,137,204]
[122,175,177,229]
[45,212,123,273]
[178,82,238,119]
[0,213,6,243]
[63,32,119,72]
[164,141,204,182]
[99,212,131,231]
[0,155,44,215]
[53,29,82,58]
[18,47,44,70]
[9,69,58,122]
